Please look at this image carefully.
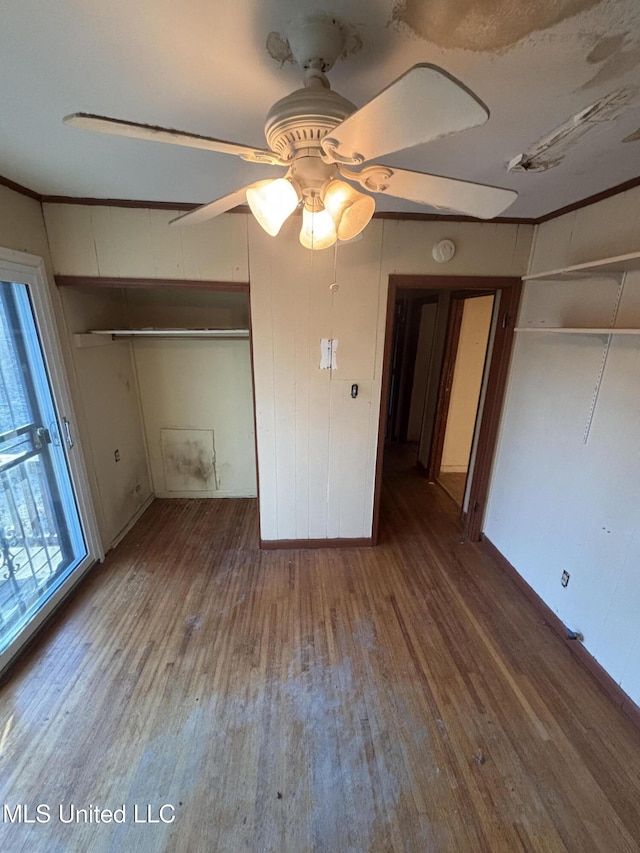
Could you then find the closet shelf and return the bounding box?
[523,251,640,281]
[74,329,249,347]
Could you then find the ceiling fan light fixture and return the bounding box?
[323,180,375,241]
[299,204,336,250]
[246,178,300,236]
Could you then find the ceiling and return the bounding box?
[2,0,640,220]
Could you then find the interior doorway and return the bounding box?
[429,292,495,509]
[373,275,521,543]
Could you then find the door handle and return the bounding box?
[62,417,74,450]
[34,426,52,448]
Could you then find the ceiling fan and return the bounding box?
[64,14,517,250]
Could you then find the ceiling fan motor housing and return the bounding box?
[264,86,356,162]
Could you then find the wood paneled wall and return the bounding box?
[41,203,533,543]
[530,184,640,273]
[43,204,249,281]
[250,215,532,542]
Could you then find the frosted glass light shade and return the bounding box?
[246,178,299,236]
[299,207,336,250]
[323,180,375,241]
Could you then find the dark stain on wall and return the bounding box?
[389,0,601,53]
[164,439,215,487]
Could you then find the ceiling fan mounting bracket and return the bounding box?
[287,14,346,73]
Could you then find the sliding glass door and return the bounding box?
[0,251,99,674]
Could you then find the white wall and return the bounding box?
[42,202,533,543]
[485,185,640,707]
[0,186,51,264]
[441,294,494,472]
[59,286,152,546]
[133,338,256,498]
[122,285,256,499]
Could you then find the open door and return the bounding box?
[428,293,495,509]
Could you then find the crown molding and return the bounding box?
[534,174,640,223]
[2,172,640,226]
[0,174,42,202]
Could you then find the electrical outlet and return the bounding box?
[114,449,120,463]
[561,570,570,588]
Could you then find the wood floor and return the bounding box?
[436,471,467,507]
[1,449,639,852]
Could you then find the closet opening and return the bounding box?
[56,276,259,549]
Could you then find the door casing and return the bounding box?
[372,274,521,543]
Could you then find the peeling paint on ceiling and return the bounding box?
[508,85,637,172]
[267,18,363,69]
[266,31,294,66]
[389,0,601,53]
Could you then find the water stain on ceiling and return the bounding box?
[587,33,627,63]
[582,33,640,89]
[389,0,601,52]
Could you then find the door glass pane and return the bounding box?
[0,280,87,654]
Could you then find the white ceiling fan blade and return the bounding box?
[322,64,489,165]
[64,113,284,165]
[341,165,517,219]
[169,187,251,226]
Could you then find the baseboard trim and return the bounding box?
[260,537,373,550]
[108,494,155,551]
[480,536,640,731]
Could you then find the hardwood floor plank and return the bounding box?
[1,452,639,851]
